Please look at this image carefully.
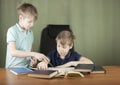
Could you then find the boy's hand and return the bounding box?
[37,61,48,70]
[30,57,37,67]
[33,53,48,62]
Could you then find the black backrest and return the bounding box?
[39,24,73,55]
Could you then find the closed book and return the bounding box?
[9,67,33,75]
[91,65,106,74]
[74,64,94,72]
[28,70,58,79]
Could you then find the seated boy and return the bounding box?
[37,30,93,70]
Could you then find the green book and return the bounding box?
[74,64,94,72]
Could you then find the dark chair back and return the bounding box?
[39,24,73,55]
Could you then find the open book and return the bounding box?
[64,71,84,78]
[48,67,84,78]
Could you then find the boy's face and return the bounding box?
[57,40,72,58]
[19,15,35,30]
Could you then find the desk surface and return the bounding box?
[0,66,120,85]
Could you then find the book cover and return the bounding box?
[28,70,58,79]
[9,67,33,75]
[91,65,106,74]
[74,64,94,72]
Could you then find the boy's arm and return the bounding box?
[56,61,80,68]
[78,56,94,64]
[8,42,47,61]
[56,57,93,68]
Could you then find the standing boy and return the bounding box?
[6,3,48,68]
[37,30,93,70]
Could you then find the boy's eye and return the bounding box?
[28,21,32,23]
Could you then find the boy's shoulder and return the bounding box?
[8,24,18,32]
[47,50,59,58]
[48,50,57,55]
[70,50,82,56]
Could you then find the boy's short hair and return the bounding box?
[17,3,38,20]
[56,30,75,46]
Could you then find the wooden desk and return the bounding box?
[0,66,120,85]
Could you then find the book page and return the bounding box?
[48,67,75,77]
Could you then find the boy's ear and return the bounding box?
[19,15,22,19]
[70,43,73,49]
[19,15,23,20]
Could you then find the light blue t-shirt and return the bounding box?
[5,23,34,68]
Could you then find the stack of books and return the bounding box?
[74,64,106,74]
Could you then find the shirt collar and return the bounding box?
[56,50,71,59]
[16,23,31,32]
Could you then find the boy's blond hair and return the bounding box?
[17,3,38,20]
[56,30,75,46]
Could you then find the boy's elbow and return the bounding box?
[10,50,17,57]
[80,57,94,64]
[86,59,94,64]
[89,60,94,64]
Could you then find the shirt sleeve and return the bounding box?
[47,50,57,65]
[74,51,82,61]
[47,51,53,60]
[7,28,16,43]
